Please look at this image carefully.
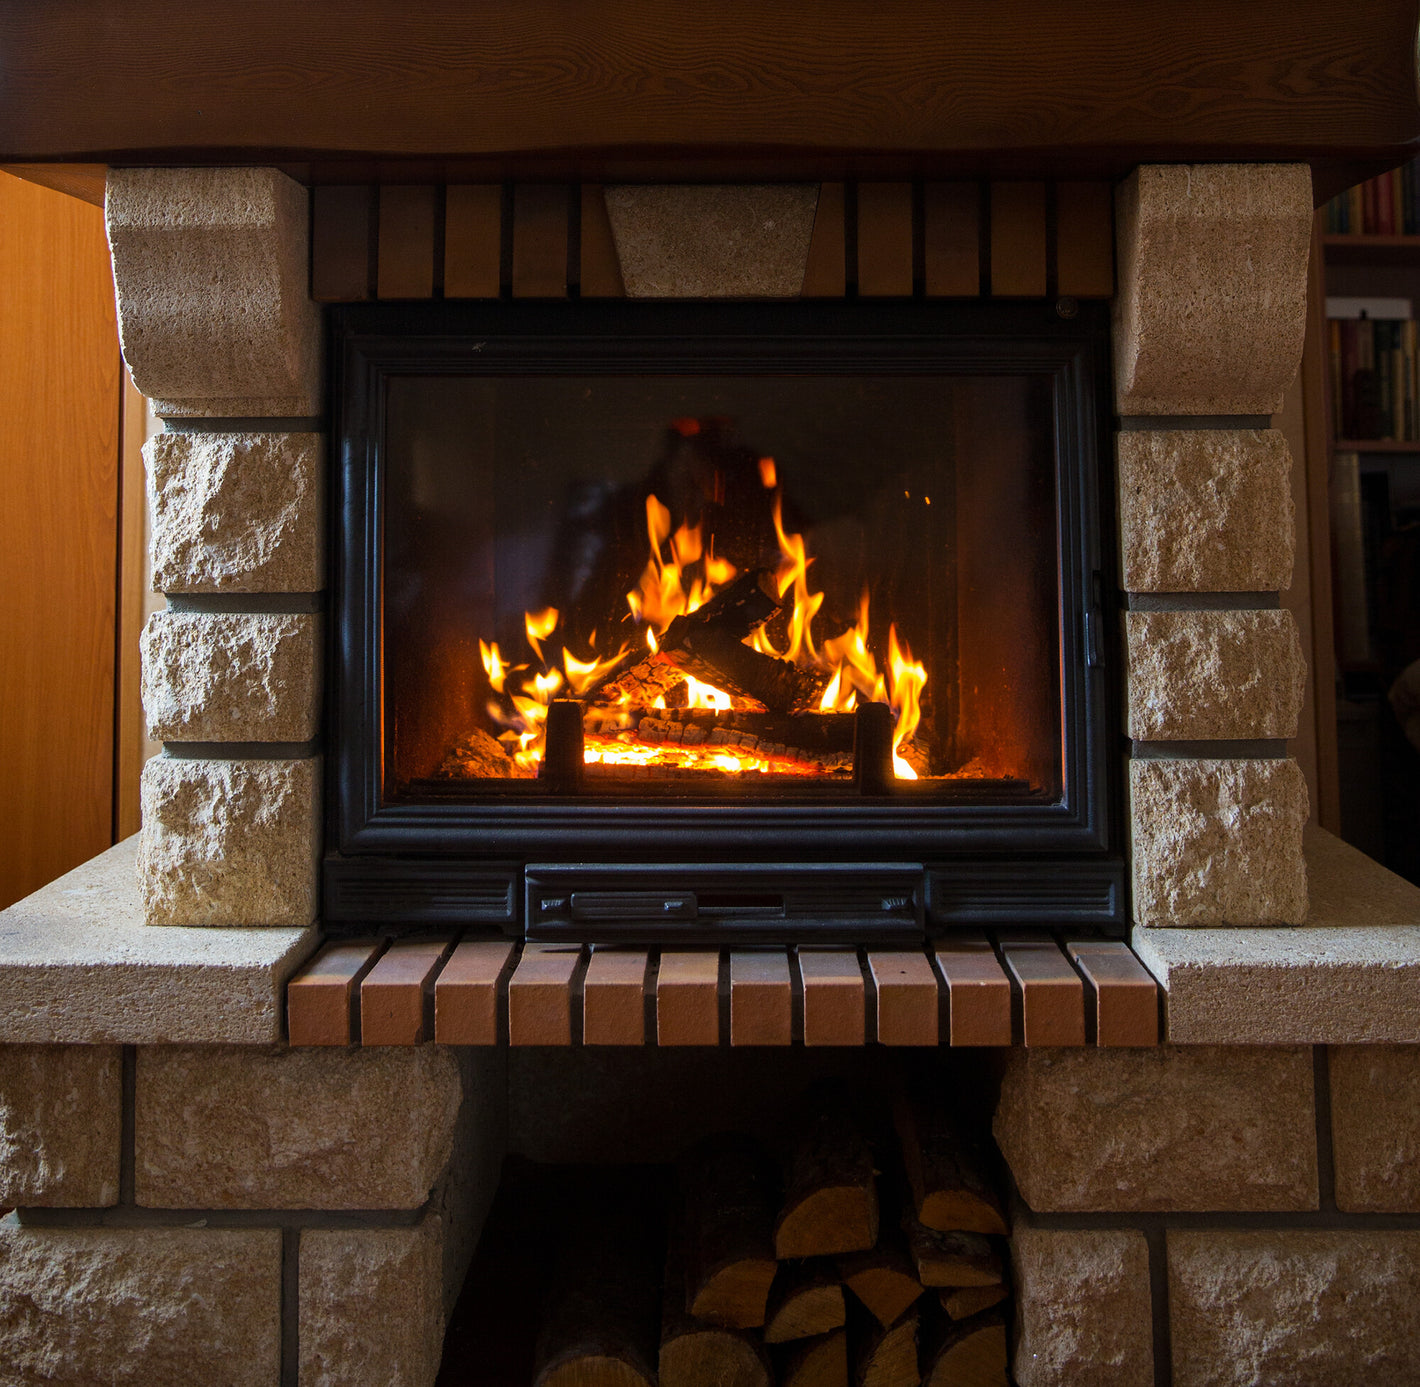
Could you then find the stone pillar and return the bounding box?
[105,169,325,928]
[1112,164,1313,925]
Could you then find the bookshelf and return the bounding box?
[1318,165,1420,876]
[1323,235,1420,268]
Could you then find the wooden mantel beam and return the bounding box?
[0,2,1417,181]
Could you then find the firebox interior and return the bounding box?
[328,301,1121,928]
[384,368,1060,801]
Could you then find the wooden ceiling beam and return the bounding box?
[0,0,1415,195]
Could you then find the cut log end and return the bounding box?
[855,1310,919,1387]
[775,1186,879,1259]
[779,1330,849,1387]
[907,1225,1003,1289]
[922,1311,1009,1387]
[940,1285,1008,1321]
[763,1269,846,1343]
[838,1265,923,1328]
[918,1190,1009,1239]
[538,1357,657,1387]
[661,1329,772,1387]
[689,1259,779,1330]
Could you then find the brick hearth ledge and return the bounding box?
[1,830,1419,1046]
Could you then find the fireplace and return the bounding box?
[10,4,1420,1382]
[326,300,1125,935]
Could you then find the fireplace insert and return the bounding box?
[325,300,1125,938]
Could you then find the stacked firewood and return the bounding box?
[530,1086,1010,1387]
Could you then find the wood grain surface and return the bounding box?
[1065,939,1160,1047]
[288,938,385,1046]
[435,938,517,1045]
[998,934,1086,1047]
[867,951,939,1047]
[0,173,121,910]
[361,937,453,1046]
[729,950,792,1046]
[932,935,1011,1047]
[797,948,865,1046]
[445,184,503,299]
[657,951,721,1046]
[582,948,649,1045]
[508,943,582,1045]
[0,2,1414,177]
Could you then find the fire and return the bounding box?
[625,494,735,637]
[476,439,929,779]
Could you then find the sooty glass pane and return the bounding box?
[383,374,1061,799]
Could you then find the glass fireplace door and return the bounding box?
[382,370,1062,804]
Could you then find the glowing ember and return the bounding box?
[474,439,931,780]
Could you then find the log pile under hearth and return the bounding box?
[445,1083,1011,1387]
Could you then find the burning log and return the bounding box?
[584,569,828,716]
[920,1305,1009,1387]
[763,1261,846,1343]
[661,1231,773,1387]
[892,1088,1008,1237]
[775,1087,879,1258]
[681,1136,779,1330]
[777,1330,849,1387]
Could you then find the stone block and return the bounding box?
[605,184,818,297]
[1125,609,1305,740]
[993,1045,1317,1211]
[1117,429,1295,592]
[138,755,320,927]
[1130,757,1308,925]
[1133,829,1420,1044]
[106,167,320,415]
[136,1045,463,1209]
[146,431,325,592]
[0,838,315,1046]
[0,1224,281,1386]
[301,1213,444,1387]
[141,610,322,743]
[1329,1045,1420,1211]
[1011,1225,1153,1387]
[1113,164,1313,415]
[0,1045,121,1207]
[1169,1229,1420,1386]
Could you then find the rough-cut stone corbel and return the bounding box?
[1010,1224,1155,1387]
[1113,164,1313,415]
[1129,757,1309,926]
[106,167,321,416]
[140,610,322,743]
[1116,429,1295,592]
[138,756,321,927]
[1125,609,1306,741]
[605,184,818,297]
[146,431,326,593]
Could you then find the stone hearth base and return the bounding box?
[3,833,1420,1384]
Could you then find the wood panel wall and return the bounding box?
[312,181,1114,302]
[0,172,134,909]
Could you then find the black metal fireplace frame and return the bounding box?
[323,299,1127,935]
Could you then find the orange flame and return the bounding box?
[480,473,929,778]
